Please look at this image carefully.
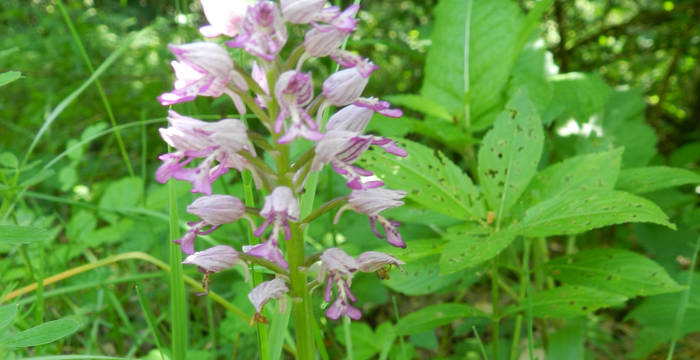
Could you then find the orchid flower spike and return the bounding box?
[249,278,289,324]
[254,187,300,240]
[175,195,246,254]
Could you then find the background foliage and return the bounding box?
[1,0,699,359]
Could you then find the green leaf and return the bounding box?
[0,304,18,332]
[478,89,543,219]
[99,177,143,223]
[545,72,612,125]
[366,115,474,150]
[0,71,21,87]
[547,318,585,360]
[395,303,488,336]
[626,272,700,357]
[544,249,684,297]
[359,138,485,221]
[384,94,453,122]
[616,166,700,194]
[440,228,517,274]
[602,89,657,168]
[508,42,553,116]
[0,152,18,168]
[520,190,675,237]
[421,0,524,124]
[375,238,445,263]
[514,148,623,215]
[0,318,80,348]
[332,322,380,360]
[0,225,50,245]
[504,286,627,319]
[669,141,700,169]
[383,255,469,296]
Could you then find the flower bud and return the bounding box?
[182,245,244,273]
[322,67,369,106]
[186,195,245,226]
[199,0,250,38]
[303,5,358,57]
[280,0,327,24]
[326,105,374,133]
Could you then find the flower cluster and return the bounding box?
[156,0,408,322]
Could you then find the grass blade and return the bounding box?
[666,235,700,360]
[168,173,188,360]
[135,283,166,360]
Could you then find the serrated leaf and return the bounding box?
[478,89,543,219]
[504,286,627,319]
[0,225,50,245]
[544,249,684,297]
[0,304,18,332]
[514,148,623,216]
[383,255,467,296]
[385,94,453,122]
[0,318,80,348]
[421,0,524,124]
[359,138,485,221]
[616,166,700,194]
[396,303,488,336]
[0,71,21,87]
[440,228,517,274]
[375,238,445,263]
[520,190,674,237]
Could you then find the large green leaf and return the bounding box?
[395,303,488,336]
[0,319,80,348]
[514,148,623,216]
[332,322,382,360]
[0,225,50,245]
[520,190,674,237]
[366,115,474,151]
[359,138,485,221]
[0,304,18,333]
[626,272,700,358]
[383,255,472,296]
[478,90,543,220]
[616,166,700,194]
[504,286,627,319]
[544,249,684,297]
[421,0,524,125]
[439,228,517,274]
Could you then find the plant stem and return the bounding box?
[491,256,500,360]
[288,223,315,360]
[667,235,700,360]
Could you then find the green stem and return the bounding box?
[288,223,315,360]
[491,257,500,360]
[168,177,188,360]
[300,197,348,225]
[667,235,700,360]
[55,0,134,178]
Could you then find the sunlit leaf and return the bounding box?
[396,303,488,335]
[504,286,627,319]
[544,248,684,297]
[0,225,50,245]
[0,319,80,348]
[478,89,543,220]
[439,227,517,274]
[616,166,700,194]
[520,190,674,237]
[359,138,485,222]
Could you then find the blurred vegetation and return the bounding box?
[0,0,698,358]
